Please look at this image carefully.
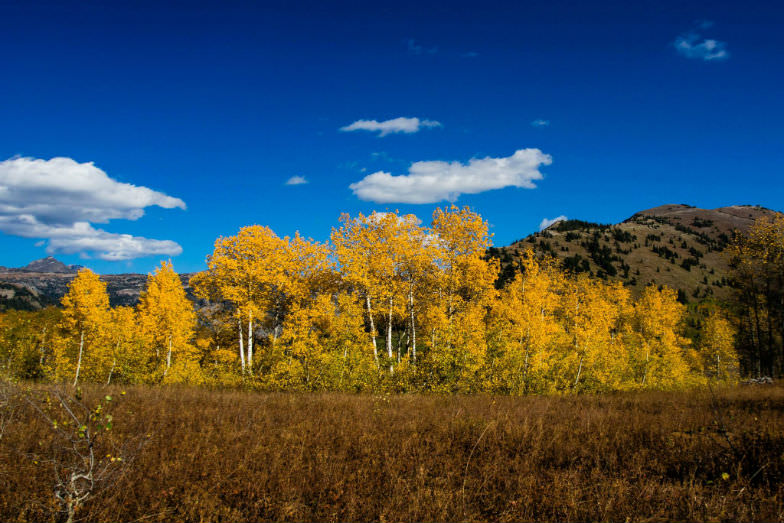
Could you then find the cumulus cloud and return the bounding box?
[340,117,442,137]
[531,119,550,127]
[674,23,729,61]
[0,156,186,260]
[285,175,308,185]
[349,148,552,204]
[539,215,567,231]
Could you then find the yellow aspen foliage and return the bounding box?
[285,232,338,304]
[490,253,566,394]
[398,217,441,366]
[332,211,420,371]
[425,206,499,390]
[627,286,693,388]
[700,311,739,382]
[430,205,498,307]
[274,292,373,391]
[558,276,627,392]
[0,307,60,380]
[58,269,110,385]
[104,306,145,384]
[137,261,198,383]
[194,225,290,375]
[2,208,722,392]
[588,281,633,391]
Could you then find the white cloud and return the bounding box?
[674,23,729,61]
[531,119,550,127]
[349,148,552,204]
[0,156,186,260]
[285,175,308,185]
[340,117,442,137]
[539,215,567,231]
[40,222,183,261]
[461,51,479,58]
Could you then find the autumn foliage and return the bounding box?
[0,206,744,391]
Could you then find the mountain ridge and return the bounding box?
[11,256,84,274]
[0,264,195,311]
[490,203,779,301]
[0,204,780,310]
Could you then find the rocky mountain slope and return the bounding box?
[15,256,83,274]
[488,204,780,302]
[0,261,194,311]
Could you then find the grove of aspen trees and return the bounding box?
[1,206,742,392]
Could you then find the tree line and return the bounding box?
[727,212,784,377]
[1,206,759,392]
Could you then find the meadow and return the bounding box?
[1,382,783,522]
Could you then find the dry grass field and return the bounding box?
[1,383,783,522]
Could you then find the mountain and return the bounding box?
[0,258,195,310]
[487,204,780,302]
[16,256,83,274]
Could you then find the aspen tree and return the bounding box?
[332,212,401,369]
[196,226,289,373]
[491,253,565,393]
[427,206,499,389]
[700,310,738,381]
[628,286,692,388]
[559,276,620,391]
[104,306,142,384]
[137,261,196,381]
[60,269,110,386]
[397,216,439,364]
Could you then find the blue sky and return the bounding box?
[1,0,782,274]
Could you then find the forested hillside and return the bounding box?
[488,204,777,301]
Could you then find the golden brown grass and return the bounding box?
[1,383,783,522]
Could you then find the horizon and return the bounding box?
[3,202,777,275]
[1,0,783,274]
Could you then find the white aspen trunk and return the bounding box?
[164,335,172,377]
[238,318,245,373]
[73,330,84,387]
[574,353,583,389]
[397,331,406,363]
[39,326,47,367]
[717,353,721,380]
[409,287,417,363]
[571,301,582,390]
[387,297,394,373]
[107,356,116,385]
[366,294,378,365]
[272,308,279,344]
[247,312,253,374]
[340,344,348,387]
[642,348,649,385]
